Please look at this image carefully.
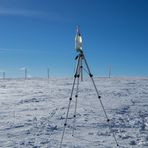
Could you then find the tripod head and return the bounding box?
[75,49,84,60]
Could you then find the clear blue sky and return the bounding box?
[0,0,148,77]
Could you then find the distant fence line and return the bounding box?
[0,68,50,79]
[0,65,112,79]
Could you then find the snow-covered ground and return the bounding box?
[0,77,148,148]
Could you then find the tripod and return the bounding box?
[59,50,118,148]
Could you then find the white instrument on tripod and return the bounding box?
[75,26,82,52]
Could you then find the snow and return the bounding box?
[0,77,148,148]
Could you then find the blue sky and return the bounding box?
[0,0,148,77]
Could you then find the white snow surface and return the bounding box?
[0,77,148,148]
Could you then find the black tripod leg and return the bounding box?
[72,60,81,136]
[82,54,119,146]
[59,55,81,148]
[82,55,109,120]
[80,58,83,81]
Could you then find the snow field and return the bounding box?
[0,77,148,148]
